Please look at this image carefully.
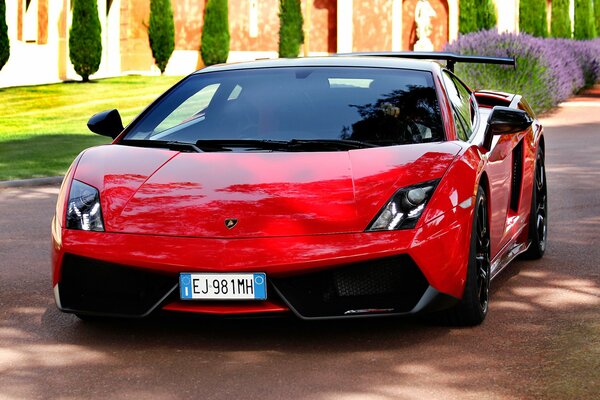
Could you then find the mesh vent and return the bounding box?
[271,255,429,318]
[334,264,399,297]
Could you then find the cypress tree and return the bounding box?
[595,0,600,36]
[574,0,597,39]
[520,0,548,37]
[278,0,304,58]
[0,0,9,71]
[148,0,175,73]
[478,0,498,31]
[551,0,572,38]
[459,0,478,34]
[460,0,496,34]
[69,0,102,82]
[200,0,230,66]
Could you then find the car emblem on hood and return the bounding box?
[225,218,238,229]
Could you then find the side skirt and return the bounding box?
[490,235,530,281]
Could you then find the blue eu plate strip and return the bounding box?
[254,273,267,300]
[180,273,193,299]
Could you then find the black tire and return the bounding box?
[521,147,547,260]
[436,185,491,326]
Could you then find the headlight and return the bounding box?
[66,180,104,231]
[366,179,439,231]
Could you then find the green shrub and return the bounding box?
[200,0,230,66]
[278,0,304,58]
[478,0,497,31]
[460,0,497,34]
[459,0,477,34]
[446,31,600,114]
[595,0,600,36]
[0,0,9,71]
[551,0,572,38]
[69,0,102,82]
[574,0,596,39]
[520,0,548,37]
[148,0,175,73]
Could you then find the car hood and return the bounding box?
[74,143,461,238]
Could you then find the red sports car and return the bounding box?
[51,53,547,326]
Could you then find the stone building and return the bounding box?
[0,1,549,87]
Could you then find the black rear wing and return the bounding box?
[336,52,516,73]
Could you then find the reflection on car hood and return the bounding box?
[74,143,461,238]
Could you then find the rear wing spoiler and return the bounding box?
[336,52,516,73]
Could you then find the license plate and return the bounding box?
[179,273,267,300]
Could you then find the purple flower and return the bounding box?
[445,30,600,113]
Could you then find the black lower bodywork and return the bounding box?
[57,253,458,319]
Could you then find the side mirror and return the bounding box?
[483,106,533,150]
[87,109,124,139]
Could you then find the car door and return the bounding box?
[442,71,518,259]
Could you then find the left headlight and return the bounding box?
[366,179,439,231]
[66,180,104,231]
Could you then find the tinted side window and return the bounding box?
[442,71,473,141]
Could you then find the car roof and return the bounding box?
[194,56,443,75]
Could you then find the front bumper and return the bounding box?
[52,204,472,319]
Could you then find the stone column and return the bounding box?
[337,0,352,53]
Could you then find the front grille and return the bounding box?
[271,255,429,318]
[59,254,177,316]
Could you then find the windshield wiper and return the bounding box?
[121,138,378,153]
[119,140,202,153]
[194,138,377,151]
[286,139,377,150]
[195,139,290,151]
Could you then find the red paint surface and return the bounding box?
[52,198,473,299]
[162,300,290,315]
[73,143,460,238]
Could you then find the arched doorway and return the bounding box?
[402,0,449,51]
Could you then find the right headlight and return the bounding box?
[366,179,439,231]
[66,180,105,231]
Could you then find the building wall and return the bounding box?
[1,0,537,88]
[308,0,337,53]
[120,0,154,73]
[352,0,393,51]
[0,0,64,87]
[230,0,278,52]
[173,0,204,50]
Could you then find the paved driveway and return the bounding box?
[1,99,599,400]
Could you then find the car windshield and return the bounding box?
[122,67,444,150]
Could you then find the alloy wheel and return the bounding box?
[475,194,491,314]
[535,154,548,253]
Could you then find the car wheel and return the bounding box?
[521,147,547,260]
[434,185,490,326]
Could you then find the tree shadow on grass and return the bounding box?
[0,134,111,180]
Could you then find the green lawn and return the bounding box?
[0,75,183,180]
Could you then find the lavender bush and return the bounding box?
[445,30,600,113]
